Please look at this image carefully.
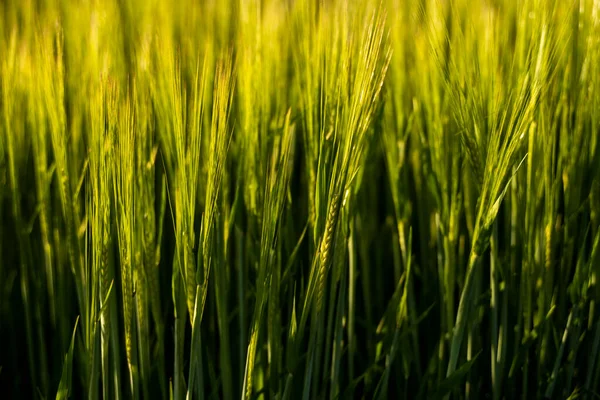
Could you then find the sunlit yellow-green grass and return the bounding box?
[1,0,599,399]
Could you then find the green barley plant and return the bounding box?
[1,0,599,399]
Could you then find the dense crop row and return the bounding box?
[1,0,599,398]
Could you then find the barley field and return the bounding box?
[0,0,599,398]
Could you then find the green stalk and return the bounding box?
[490,222,500,400]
